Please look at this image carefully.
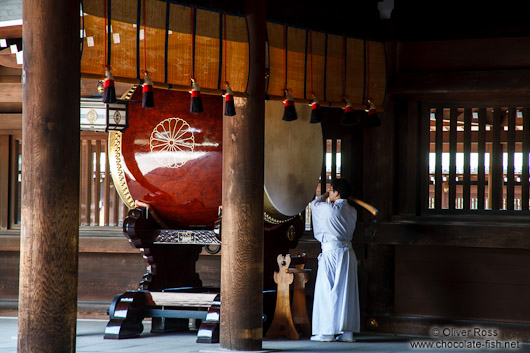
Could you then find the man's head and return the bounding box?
[329,178,352,202]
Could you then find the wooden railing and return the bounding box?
[1,133,128,229]
[80,134,128,227]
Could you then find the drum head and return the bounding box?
[264,101,323,220]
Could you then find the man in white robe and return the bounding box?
[310,178,360,342]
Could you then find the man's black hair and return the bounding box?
[331,178,352,199]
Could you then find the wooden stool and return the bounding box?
[266,253,311,340]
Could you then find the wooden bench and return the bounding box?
[266,253,311,340]
[104,288,220,343]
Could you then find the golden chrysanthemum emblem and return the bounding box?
[150,117,195,168]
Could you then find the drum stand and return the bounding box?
[104,207,221,340]
[104,206,305,343]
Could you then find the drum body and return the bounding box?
[109,88,322,228]
[264,101,323,222]
[111,88,223,228]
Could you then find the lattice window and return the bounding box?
[427,107,530,211]
[80,135,129,226]
[6,134,128,228]
[305,138,342,230]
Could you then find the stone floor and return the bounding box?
[1,317,530,353]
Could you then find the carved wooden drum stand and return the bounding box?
[104,88,322,341]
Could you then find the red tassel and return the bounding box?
[223,83,235,116]
[309,94,324,124]
[282,90,297,121]
[190,78,203,113]
[142,73,154,108]
[341,98,359,126]
[102,68,116,103]
[366,100,380,127]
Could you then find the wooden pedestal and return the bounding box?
[266,253,311,340]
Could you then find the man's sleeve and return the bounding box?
[310,195,327,210]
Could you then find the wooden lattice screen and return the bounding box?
[426,106,530,212]
[80,135,128,226]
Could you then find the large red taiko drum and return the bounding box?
[108,88,322,229]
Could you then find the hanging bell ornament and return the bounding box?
[102,67,116,103]
[223,82,235,116]
[366,99,380,127]
[282,90,297,121]
[309,93,324,124]
[190,78,203,113]
[142,72,154,108]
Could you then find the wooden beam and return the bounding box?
[434,108,443,209]
[397,37,530,73]
[0,136,8,229]
[429,130,528,144]
[8,137,17,226]
[0,234,140,254]
[320,139,327,194]
[0,102,22,113]
[491,108,503,210]
[0,74,21,83]
[356,221,530,249]
[0,113,21,130]
[507,108,516,210]
[448,108,457,209]
[220,0,266,350]
[0,24,22,39]
[390,70,530,96]
[419,104,430,213]
[405,101,420,215]
[94,141,101,226]
[0,54,21,69]
[18,0,80,352]
[80,78,132,99]
[0,83,22,102]
[477,108,486,210]
[0,66,21,76]
[463,108,471,209]
[523,108,530,211]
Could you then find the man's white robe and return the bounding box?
[310,196,360,335]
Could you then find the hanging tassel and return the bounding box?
[102,67,116,103]
[309,94,324,124]
[223,82,236,116]
[282,90,297,121]
[366,99,381,127]
[190,78,203,113]
[142,72,154,108]
[341,97,359,126]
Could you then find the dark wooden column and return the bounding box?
[220,0,266,350]
[18,0,80,352]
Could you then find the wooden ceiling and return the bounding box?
[392,0,530,41]
[169,0,530,41]
[2,0,530,41]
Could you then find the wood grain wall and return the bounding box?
[354,36,530,341]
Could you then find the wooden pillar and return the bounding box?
[0,135,9,229]
[18,0,80,352]
[220,0,266,350]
